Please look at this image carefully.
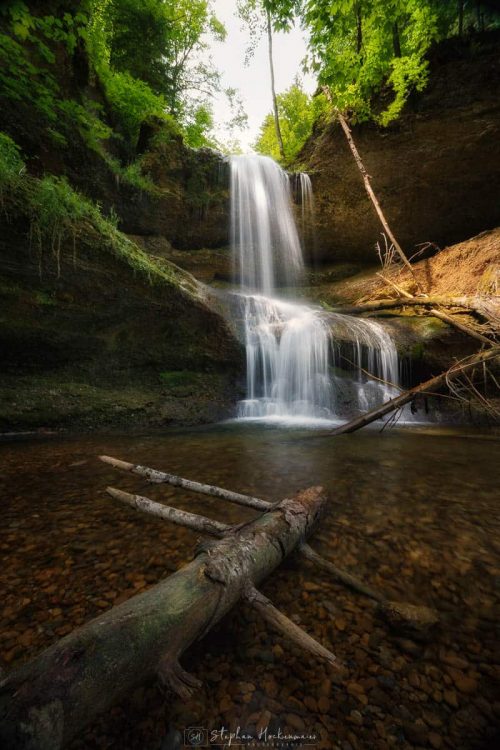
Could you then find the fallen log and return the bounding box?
[103,462,439,636]
[330,345,500,436]
[426,307,494,346]
[330,295,500,327]
[373,276,495,346]
[0,486,335,750]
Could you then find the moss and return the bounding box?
[411,341,425,359]
[34,291,56,307]
[0,131,202,296]
[159,370,200,388]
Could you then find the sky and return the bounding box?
[208,0,316,151]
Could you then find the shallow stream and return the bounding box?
[0,425,498,749]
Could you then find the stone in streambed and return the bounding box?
[378,601,439,640]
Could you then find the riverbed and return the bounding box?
[1,424,498,749]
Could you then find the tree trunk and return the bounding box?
[329,295,500,326]
[356,1,363,54]
[458,0,464,36]
[392,20,402,58]
[0,487,327,750]
[330,346,500,436]
[267,8,285,162]
[322,86,419,287]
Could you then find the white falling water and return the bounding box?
[230,153,402,424]
[230,154,303,294]
[238,295,333,419]
[298,172,315,228]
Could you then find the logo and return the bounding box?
[184,727,208,747]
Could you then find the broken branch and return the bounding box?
[99,455,268,511]
[106,486,229,537]
[245,585,342,671]
[330,346,500,436]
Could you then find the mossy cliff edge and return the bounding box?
[0,0,242,433]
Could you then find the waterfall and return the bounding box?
[230,154,303,294]
[298,172,315,228]
[230,154,401,424]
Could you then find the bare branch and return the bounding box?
[99,455,268,511]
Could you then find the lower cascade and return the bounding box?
[230,153,402,423]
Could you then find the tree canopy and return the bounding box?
[253,0,500,162]
[0,0,247,154]
[254,79,327,163]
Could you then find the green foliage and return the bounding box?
[263,0,500,126]
[0,0,239,157]
[103,71,167,144]
[0,132,189,288]
[0,2,113,149]
[0,131,24,198]
[28,175,98,261]
[254,81,328,163]
[297,0,440,123]
[183,105,218,150]
[102,0,225,118]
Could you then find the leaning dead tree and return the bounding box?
[0,457,438,749]
[322,86,420,290]
[331,345,500,436]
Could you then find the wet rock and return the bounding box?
[403,718,428,745]
[286,714,306,732]
[379,601,439,641]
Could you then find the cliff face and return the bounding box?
[299,34,500,265]
[0,215,243,433]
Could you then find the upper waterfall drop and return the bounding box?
[230,154,304,294]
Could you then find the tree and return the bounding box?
[102,0,226,117]
[254,78,327,163]
[263,0,500,126]
[237,1,300,161]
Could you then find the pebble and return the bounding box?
[403,719,428,744]
[348,710,363,726]
[444,689,459,708]
[453,674,478,694]
[429,732,443,749]
[317,696,330,714]
[286,714,306,732]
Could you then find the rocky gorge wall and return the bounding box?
[298,33,500,266]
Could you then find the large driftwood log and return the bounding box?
[0,487,332,750]
[330,345,500,436]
